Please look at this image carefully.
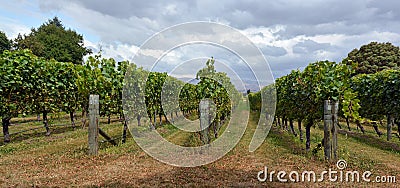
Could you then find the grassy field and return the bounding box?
[0,110,399,187]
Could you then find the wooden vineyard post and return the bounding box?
[88,95,99,155]
[332,101,338,160]
[323,100,332,161]
[200,99,210,144]
[324,100,339,161]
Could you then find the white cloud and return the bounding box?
[0,17,31,38]
[163,4,178,16]
[84,39,139,62]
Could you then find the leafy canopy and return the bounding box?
[14,17,92,64]
[344,42,400,75]
[0,31,11,54]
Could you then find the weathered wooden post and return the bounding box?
[324,100,339,161]
[200,99,210,144]
[331,101,339,160]
[323,100,332,161]
[88,95,99,155]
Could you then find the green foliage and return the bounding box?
[122,57,240,128]
[344,42,400,75]
[0,31,11,54]
[275,70,305,120]
[253,60,359,124]
[351,69,400,120]
[75,54,127,118]
[301,61,357,120]
[162,76,185,116]
[248,92,261,112]
[14,17,92,64]
[123,64,148,120]
[194,57,241,122]
[196,57,241,108]
[0,49,84,120]
[0,50,37,118]
[145,72,167,118]
[341,90,361,120]
[197,77,231,121]
[0,49,128,125]
[179,83,198,113]
[196,57,216,79]
[30,58,68,115]
[0,50,240,138]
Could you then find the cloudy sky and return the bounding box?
[1,0,400,90]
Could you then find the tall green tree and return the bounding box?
[0,31,11,54]
[344,42,400,75]
[14,17,92,64]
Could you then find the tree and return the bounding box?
[14,17,92,64]
[344,42,400,75]
[0,31,11,54]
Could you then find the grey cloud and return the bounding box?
[366,0,400,21]
[260,45,287,57]
[276,21,400,40]
[38,0,400,42]
[293,39,333,54]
